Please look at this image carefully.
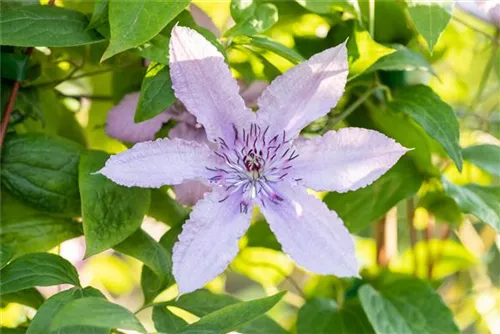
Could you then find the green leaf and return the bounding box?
[359,279,460,334]
[175,292,286,334]
[233,35,304,65]
[79,150,151,257]
[462,144,500,176]
[349,25,396,77]
[226,3,278,37]
[1,328,27,334]
[1,133,83,216]
[408,3,450,52]
[27,287,108,334]
[173,290,287,334]
[1,52,29,81]
[0,253,80,295]
[364,102,439,176]
[135,62,175,122]
[103,0,190,60]
[230,0,257,22]
[418,191,462,225]
[389,85,462,171]
[443,180,500,232]
[297,298,374,334]
[87,0,109,30]
[324,158,423,232]
[1,288,45,310]
[365,46,435,75]
[115,228,172,279]
[153,306,188,333]
[140,226,181,304]
[1,192,82,256]
[1,245,15,268]
[0,5,104,47]
[148,186,190,227]
[295,0,357,14]
[50,297,146,333]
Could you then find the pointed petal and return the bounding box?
[258,183,358,277]
[173,180,211,206]
[98,138,215,188]
[105,93,171,143]
[256,43,348,138]
[169,26,255,143]
[292,128,408,192]
[173,191,251,293]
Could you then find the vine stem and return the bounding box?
[471,28,500,110]
[0,0,55,152]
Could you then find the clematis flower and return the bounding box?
[457,0,500,28]
[98,26,408,294]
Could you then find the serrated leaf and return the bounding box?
[324,157,423,232]
[0,253,80,295]
[297,298,374,334]
[389,85,462,171]
[27,287,108,334]
[443,179,500,232]
[226,3,278,37]
[87,0,109,30]
[462,144,500,176]
[365,46,435,75]
[79,150,151,257]
[1,133,83,216]
[50,297,146,333]
[359,279,460,334]
[0,5,104,47]
[1,288,45,310]
[115,228,172,280]
[135,62,175,122]
[408,3,450,52]
[140,226,181,304]
[172,290,287,334]
[175,292,286,334]
[103,0,190,60]
[153,306,188,333]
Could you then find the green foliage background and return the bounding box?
[0,0,499,333]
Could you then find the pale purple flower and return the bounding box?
[98,26,408,294]
[105,93,171,143]
[457,0,500,27]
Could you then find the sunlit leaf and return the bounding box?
[462,144,500,177]
[359,278,460,334]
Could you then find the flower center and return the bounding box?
[207,123,299,213]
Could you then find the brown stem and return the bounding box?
[0,0,55,152]
[376,208,398,267]
[407,198,418,276]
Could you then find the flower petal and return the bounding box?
[98,138,216,188]
[256,43,348,138]
[258,183,358,277]
[169,122,208,144]
[169,26,255,143]
[173,180,211,206]
[173,190,252,293]
[105,93,171,143]
[291,128,408,192]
